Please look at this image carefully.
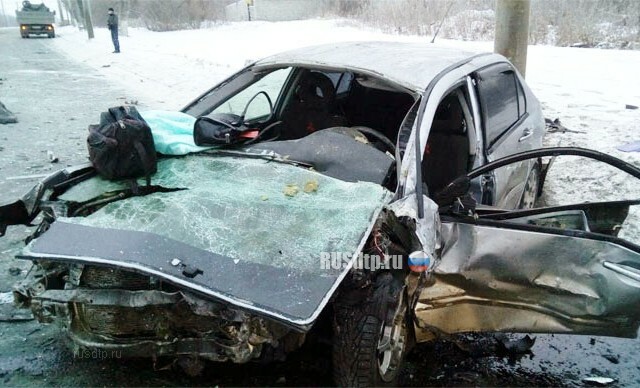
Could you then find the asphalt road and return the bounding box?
[0,27,639,387]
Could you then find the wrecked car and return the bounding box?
[1,42,640,386]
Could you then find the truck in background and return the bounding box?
[16,1,56,38]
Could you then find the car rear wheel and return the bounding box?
[519,162,540,209]
[333,273,408,387]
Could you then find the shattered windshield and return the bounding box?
[59,155,392,274]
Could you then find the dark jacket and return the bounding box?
[107,13,118,30]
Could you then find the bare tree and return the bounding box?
[57,0,640,49]
[325,0,639,50]
[134,0,227,31]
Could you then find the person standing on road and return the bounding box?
[107,7,120,53]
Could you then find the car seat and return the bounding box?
[280,71,347,139]
[422,94,470,197]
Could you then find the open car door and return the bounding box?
[414,147,640,341]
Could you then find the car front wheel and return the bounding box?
[333,273,408,387]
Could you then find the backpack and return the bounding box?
[87,106,157,188]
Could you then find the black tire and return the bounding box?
[48,32,55,38]
[519,161,540,209]
[333,273,408,387]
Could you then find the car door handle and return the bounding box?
[518,128,533,142]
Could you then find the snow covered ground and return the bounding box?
[50,19,640,242]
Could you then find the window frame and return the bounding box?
[208,67,293,120]
[182,66,295,119]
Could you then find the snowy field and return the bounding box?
[50,19,640,242]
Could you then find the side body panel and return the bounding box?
[415,220,640,341]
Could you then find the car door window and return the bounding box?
[476,65,523,147]
[211,67,291,121]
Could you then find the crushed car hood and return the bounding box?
[20,155,393,329]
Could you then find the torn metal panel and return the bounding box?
[387,193,441,255]
[415,221,640,340]
[0,163,94,235]
[66,330,276,363]
[0,294,34,322]
[29,285,291,363]
[34,289,183,306]
[18,263,297,362]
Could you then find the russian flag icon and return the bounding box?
[408,251,430,273]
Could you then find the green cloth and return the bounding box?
[140,110,211,155]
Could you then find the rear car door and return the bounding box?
[413,148,640,341]
[472,63,540,208]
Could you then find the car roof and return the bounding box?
[254,41,503,92]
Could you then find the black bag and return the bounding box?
[87,106,157,186]
[99,105,146,126]
[194,113,257,146]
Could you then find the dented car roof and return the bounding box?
[254,41,496,91]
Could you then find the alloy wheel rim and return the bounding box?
[521,169,539,209]
[377,293,407,382]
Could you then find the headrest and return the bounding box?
[431,94,466,135]
[297,72,336,107]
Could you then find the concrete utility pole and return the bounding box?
[494,0,530,76]
[82,0,94,39]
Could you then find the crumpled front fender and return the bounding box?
[0,163,94,237]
